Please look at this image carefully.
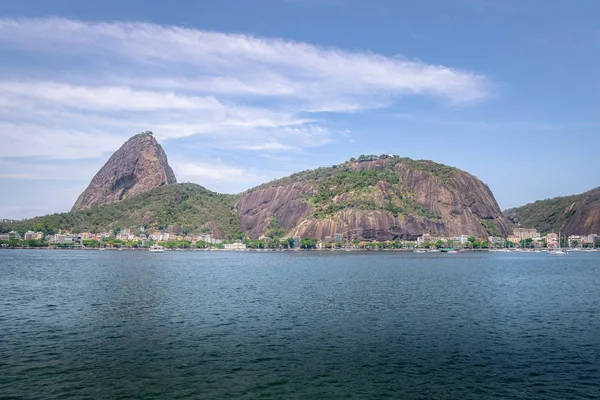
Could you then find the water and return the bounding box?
[1,250,599,399]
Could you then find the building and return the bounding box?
[488,236,506,246]
[58,235,82,245]
[452,235,470,245]
[224,243,246,250]
[507,235,521,244]
[0,234,9,240]
[24,231,36,240]
[568,235,583,248]
[584,234,598,245]
[8,231,21,240]
[513,228,540,240]
[293,236,301,249]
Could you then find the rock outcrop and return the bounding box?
[72,132,176,211]
[505,187,600,235]
[235,157,511,240]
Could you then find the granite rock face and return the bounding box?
[235,158,511,240]
[72,132,176,211]
[505,187,600,235]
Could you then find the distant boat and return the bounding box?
[149,244,165,253]
[414,249,426,253]
[550,232,567,255]
[447,250,459,254]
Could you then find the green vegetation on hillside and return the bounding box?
[481,218,502,237]
[504,189,596,234]
[1,183,243,239]
[262,157,448,220]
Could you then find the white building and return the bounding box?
[8,231,21,240]
[24,231,36,240]
[224,243,246,250]
[452,235,470,244]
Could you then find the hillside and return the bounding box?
[4,146,513,241]
[504,187,600,235]
[2,184,241,239]
[236,155,511,241]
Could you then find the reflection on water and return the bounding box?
[1,250,599,399]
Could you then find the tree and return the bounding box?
[265,217,285,239]
[300,238,317,249]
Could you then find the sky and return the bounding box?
[1,0,599,219]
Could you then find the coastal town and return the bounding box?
[1,226,599,251]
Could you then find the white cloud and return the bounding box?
[241,142,297,151]
[0,81,223,111]
[0,122,127,159]
[0,18,489,104]
[0,17,491,192]
[171,160,268,193]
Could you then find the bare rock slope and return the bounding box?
[72,132,176,211]
[236,157,511,241]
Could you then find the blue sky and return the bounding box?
[1,0,599,219]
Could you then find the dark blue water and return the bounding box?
[1,250,599,399]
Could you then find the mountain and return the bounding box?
[72,132,176,211]
[504,187,600,235]
[5,145,512,241]
[4,184,240,239]
[235,156,511,241]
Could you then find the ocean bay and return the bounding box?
[1,250,599,399]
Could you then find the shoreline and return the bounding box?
[2,247,596,253]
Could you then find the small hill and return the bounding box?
[235,155,511,241]
[72,132,177,211]
[504,187,600,235]
[3,184,241,239]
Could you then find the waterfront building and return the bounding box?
[0,234,9,240]
[507,235,521,244]
[224,242,246,250]
[584,234,598,245]
[513,228,540,240]
[8,231,21,240]
[293,236,301,249]
[24,231,36,241]
[488,236,506,247]
[568,235,583,248]
[417,234,433,245]
[452,235,470,244]
[58,234,82,245]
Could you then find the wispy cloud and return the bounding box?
[0,17,490,196]
[171,160,268,193]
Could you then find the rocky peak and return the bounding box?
[72,131,177,211]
